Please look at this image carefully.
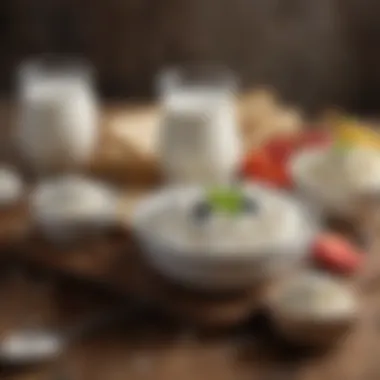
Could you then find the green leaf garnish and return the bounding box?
[206,187,245,216]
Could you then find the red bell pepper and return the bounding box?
[311,234,363,275]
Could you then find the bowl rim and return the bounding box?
[131,183,319,262]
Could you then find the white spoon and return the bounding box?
[0,302,152,366]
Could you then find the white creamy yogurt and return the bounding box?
[291,146,380,217]
[343,148,380,192]
[135,184,315,257]
[32,175,118,230]
[0,167,23,207]
[274,273,357,321]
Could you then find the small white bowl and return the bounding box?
[31,175,119,244]
[266,271,359,346]
[132,184,319,291]
[290,147,380,221]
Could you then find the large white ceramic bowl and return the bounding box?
[132,184,318,291]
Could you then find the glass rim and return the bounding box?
[156,63,238,93]
[17,54,95,80]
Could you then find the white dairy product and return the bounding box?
[275,273,357,321]
[342,148,380,192]
[290,146,380,216]
[16,73,98,173]
[0,167,23,206]
[32,175,117,227]
[158,88,241,185]
[135,184,314,257]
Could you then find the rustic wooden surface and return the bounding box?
[0,263,379,380]
[0,100,379,379]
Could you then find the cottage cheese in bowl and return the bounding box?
[132,183,318,290]
[267,271,359,346]
[269,272,358,322]
[31,175,119,243]
[290,146,380,218]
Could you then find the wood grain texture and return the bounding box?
[0,266,377,380]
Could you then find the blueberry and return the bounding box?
[242,198,259,213]
[192,201,212,222]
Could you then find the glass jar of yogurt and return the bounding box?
[157,65,241,185]
[15,56,99,175]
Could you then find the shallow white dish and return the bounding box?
[132,184,318,291]
[31,175,119,243]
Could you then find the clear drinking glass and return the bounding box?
[157,65,241,185]
[15,56,99,175]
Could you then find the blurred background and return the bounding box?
[0,0,378,114]
[0,2,379,379]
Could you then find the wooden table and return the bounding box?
[1,99,380,380]
[1,265,380,380]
